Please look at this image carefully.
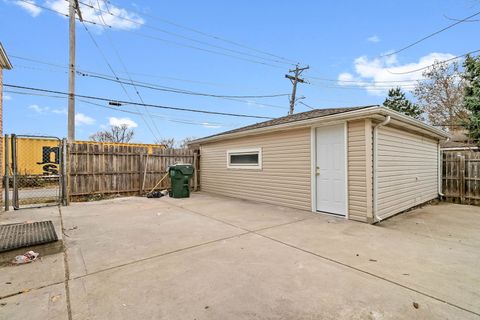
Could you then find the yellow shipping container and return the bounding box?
[3,138,165,175]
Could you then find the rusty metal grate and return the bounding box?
[0,221,58,252]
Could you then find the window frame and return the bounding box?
[226,148,262,170]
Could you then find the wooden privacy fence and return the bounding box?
[442,150,480,205]
[68,143,198,200]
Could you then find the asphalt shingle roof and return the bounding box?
[195,106,375,142]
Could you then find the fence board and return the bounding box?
[442,150,480,205]
[68,142,195,200]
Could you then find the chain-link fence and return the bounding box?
[5,134,64,209]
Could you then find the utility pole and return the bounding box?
[285,64,309,115]
[68,0,83,142]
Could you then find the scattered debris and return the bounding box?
[5,282,11,284]
[50,294,61,302]
[355,254,359,257]
[148,190,169,198]
[122,304,127,307]
[66,226,78,231]
[0,303,6,307]
[204,306,210,310]
[369,259,377,262]
[12,251,39,265]
[402,273,410,276]
[413,302,419,309]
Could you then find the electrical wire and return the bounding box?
[78,71,289,99]
[104,0,298,64]
[78,99,236,127]
[15,0,108,26]
[387,48,480,75]
[382,10,480,57]
[4,89,238,127]
[5,84,275,119]
[80,21,160,141]
[91,0,162,138]
[77,0,295,66]
[10,55,289,109]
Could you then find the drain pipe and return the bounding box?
[372,115,391,222]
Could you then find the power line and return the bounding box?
[387,48,480,75]
[9,55,288,109]
[298,101,315,110]
[5,84,274,119]
[306,76,422,84]
[15,0,107,26]
[81,21,160,140]
[125,29,285,69]
[4,89,237,127]
[17,0,289,69]
[91,0,163,138]
[85,0,297,65]
[10,54,278,91]
[78,99,235,127]
[74,0,292,68]
[78,71,289,98]
[382,10,480,57]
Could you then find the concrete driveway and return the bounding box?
[0,193,479,319]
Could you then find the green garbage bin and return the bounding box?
[168,164,194,198]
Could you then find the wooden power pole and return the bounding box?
[285,65,309,115]
[68,0,83,142]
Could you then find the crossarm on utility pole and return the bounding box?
[285,65,309,115]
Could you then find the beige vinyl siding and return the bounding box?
[200,128,311,210]
[347,120,372,222]
[376,126,438,219]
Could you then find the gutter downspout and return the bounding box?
[372,115,391,223]
[438,137,450,198]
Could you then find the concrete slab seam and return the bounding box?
[256,233,480,318]
[58,205,73,320]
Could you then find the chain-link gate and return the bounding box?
[4,134,66,209]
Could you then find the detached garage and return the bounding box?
[190,106,449,223]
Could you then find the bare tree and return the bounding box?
[178,137,197,149]
[155,137,176,149]
[90,124,135,143]
[413,61,467,130]
[154,137,197,149]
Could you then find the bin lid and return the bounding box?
[169,164,194,175]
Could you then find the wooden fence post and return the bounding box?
[4,134,9,211]
[459,154,466,204]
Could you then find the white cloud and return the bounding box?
[45,0,144,30]
[51,108,67,115]
[337,52,455,96]
[13,0,42,17]
[75,113,95,125]
[29,104,68,115]
[367,35,380,43]
[28,104,48,113]
[202,123,221,129]
[4,95,12,101]
[109,117,138,128]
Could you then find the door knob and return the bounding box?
[316,167,320,176]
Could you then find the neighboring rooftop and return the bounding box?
[0,42,12,70]
[193,106,374,143]
[441,132,479,149]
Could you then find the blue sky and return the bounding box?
[1,0,479,143]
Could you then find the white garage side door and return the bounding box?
[316,124,347,216]
[376,126,438,220]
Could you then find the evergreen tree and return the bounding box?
[383,87,423,119]
[463,55,480,142]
